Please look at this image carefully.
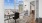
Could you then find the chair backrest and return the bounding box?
[14,12,19,19]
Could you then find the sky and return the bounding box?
[4,0,23,9]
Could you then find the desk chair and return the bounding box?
[13,12,19,23]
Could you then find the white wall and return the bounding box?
[39,0,42,18]
[30,0,35,2]
[0,0,4,23]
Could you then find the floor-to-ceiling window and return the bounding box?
[4,0,23,23]
[4,0,14,23]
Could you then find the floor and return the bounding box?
[4,13,42,23]
[5,19,38,23]
[4,19,26,23]
[4,14,36,23]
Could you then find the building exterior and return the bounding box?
[19,4,23,13]
[4,9,14,15]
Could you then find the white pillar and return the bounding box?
[39,0,42,18]
[36,0,39,18]
[0,0,4,23]
[23,0,30,15]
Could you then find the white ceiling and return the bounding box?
[30,0,35,2]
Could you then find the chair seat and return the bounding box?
[13,17,19,20]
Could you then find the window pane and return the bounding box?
[4,0,14,9]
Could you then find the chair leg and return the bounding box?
[15,19,16,23]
